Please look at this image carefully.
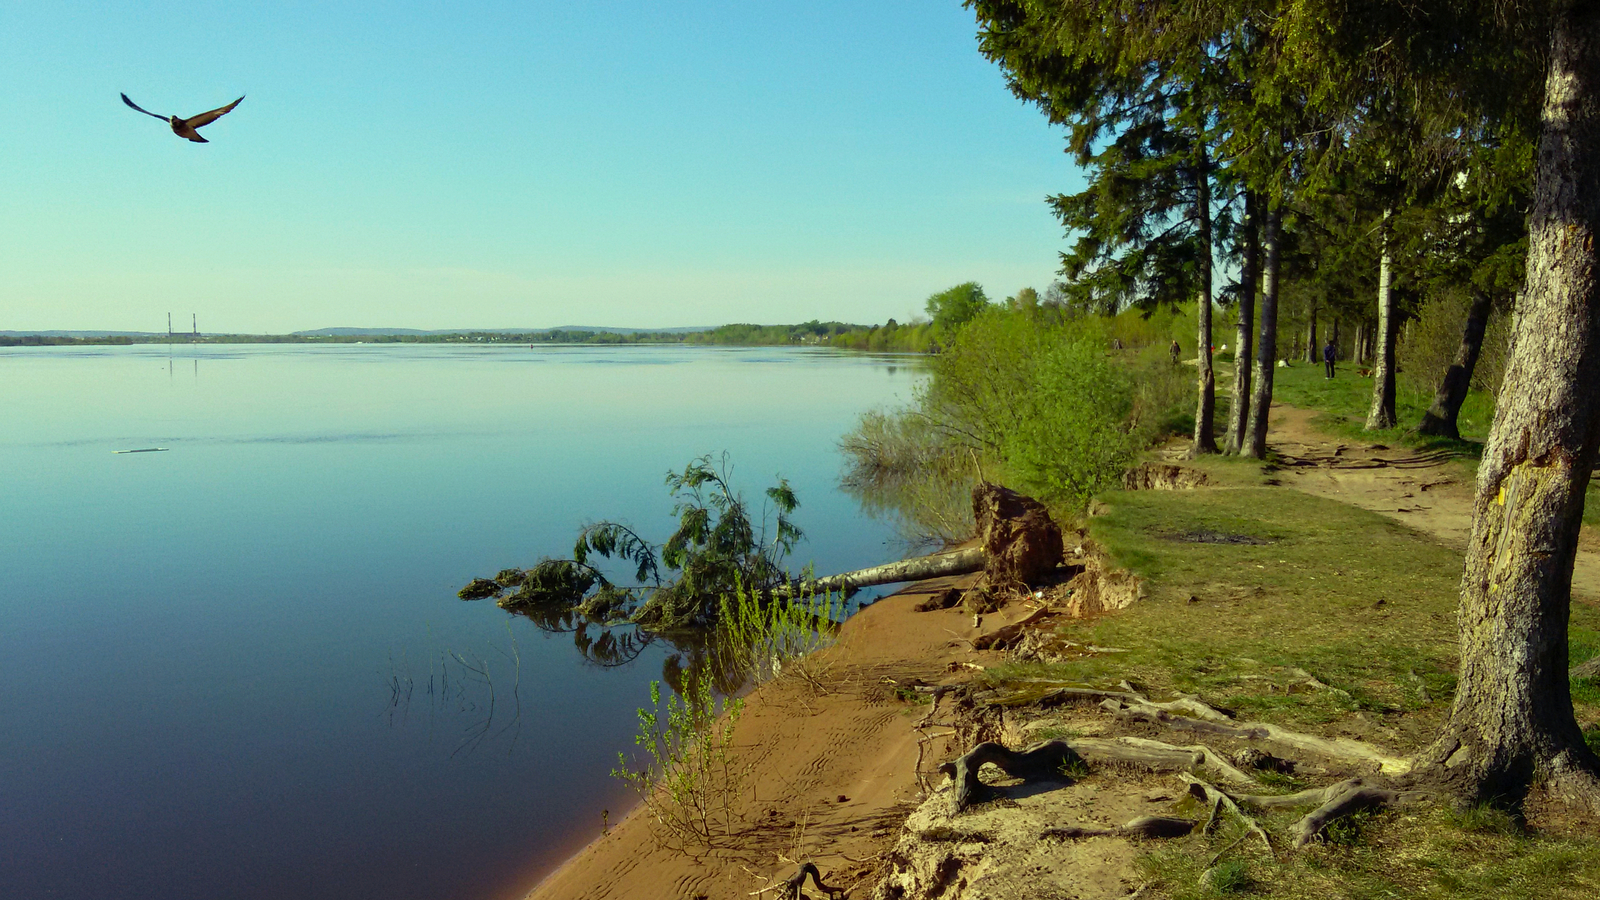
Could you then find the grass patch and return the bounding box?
[990,485,1468,736]
[1142,804,1600,899]
[1270,364,1488,454]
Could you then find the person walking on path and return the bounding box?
[1323,339,1337,379]
[1170,339,1182,365]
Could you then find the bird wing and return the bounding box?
[183,95,244,129]
[121,93,169,121]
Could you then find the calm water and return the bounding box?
[0,343,918,900]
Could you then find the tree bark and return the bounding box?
[1418,291,1495,439]
[1306,303,1319,364]
[1225,192,1259,455]
[1366,209,1399,429]
[794,546,985,594]
[1193,149,1219,454]
[1243,205,1281,459]
[1414,0,1600,811]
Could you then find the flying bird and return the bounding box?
[121,93,244,143]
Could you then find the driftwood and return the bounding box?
[938,740,1084,813]
[793,547,986,595]
[1041,815,1196,841]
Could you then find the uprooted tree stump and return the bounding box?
[972,482,1063,592]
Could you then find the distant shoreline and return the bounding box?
[1,322,936,353]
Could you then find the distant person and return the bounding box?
[1323,339,1337,379]
[1169,339,1181,364]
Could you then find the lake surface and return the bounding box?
[0,343,919,900]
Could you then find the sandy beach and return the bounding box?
[525,570,1003,900]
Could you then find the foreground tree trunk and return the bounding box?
[1413,1,1600,810]
[1366,210,1398,429]
[1192,150,1219,455]
[1418,291,1495,438]
[1225,193,1260,455]
[1244,205,1281,459]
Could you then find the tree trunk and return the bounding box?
[1306,303,1319,364]
[1225,192,1260,455]
[1192,149,1219,454]
[1418,291,1495,439]
[1414,0,1600,811]
[795,546,986,594]
[1332,319,1341,360]
[1243,205,1281,459]
[1366,210,1398,429]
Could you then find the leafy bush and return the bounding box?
[612,678,747,849]
[844,306,1187,528]
[839,409,977,547]
[1005,327,1139,508]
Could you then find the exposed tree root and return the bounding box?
[1040,815,1196,840]
[756,861,844,899]
[939,740,1084,813]
[1181,774,1272,854]
[1098,695,1409,774]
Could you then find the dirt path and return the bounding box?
[1256,403,1600,603]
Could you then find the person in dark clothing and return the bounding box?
[1323,340,1337,378]
[1169,339,1182,364]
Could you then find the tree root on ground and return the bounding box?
[1181,774,1272,854]
[1041,815,1196,840]
[754,861,843,899]
[939,740,1085,813]
[1097,695,1409,774]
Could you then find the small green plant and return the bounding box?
[1202,858,1252,894]
[1448,802,1522,836]
[612,678,747,850]
[711,582,844,688]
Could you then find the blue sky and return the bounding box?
[0,1,1083,332]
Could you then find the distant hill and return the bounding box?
[293,325,712,336]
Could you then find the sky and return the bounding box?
[0,1,1085,333]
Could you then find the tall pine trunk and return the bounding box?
[1192,150,1218,454]
[1306,303,1319,363]
[1225,192,1259,455]
[1366,209,1398,428]
[1243,205,1281,459]
[1415,0,1600,809]
[1418,291,1494,438]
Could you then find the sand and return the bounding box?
[525,570,1008,900]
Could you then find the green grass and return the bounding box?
[1269,363,1491,453]
[1141,804,1600,899]
[994,473,1600,899]
[990,484,1479,736]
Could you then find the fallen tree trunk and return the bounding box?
[792,547,986,595]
